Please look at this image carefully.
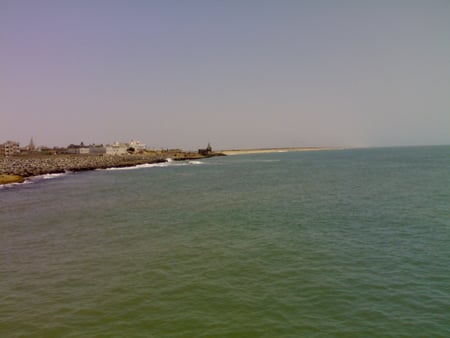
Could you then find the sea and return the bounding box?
[1,146,449,337]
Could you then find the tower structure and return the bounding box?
[28,137,36,151]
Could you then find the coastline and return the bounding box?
[221,147,345,155]
[0,147,351,185]
[0,151,224,185]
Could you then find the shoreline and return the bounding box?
[221,147,346,155]
[0,151,224,185]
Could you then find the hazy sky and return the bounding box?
[1,0,449,150]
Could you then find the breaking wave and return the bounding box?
[0,172,69,189]
[40,172,69,180]
[102,159,204,171]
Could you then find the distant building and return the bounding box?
[105,142,128,155]
[198,143,212,156]
[54,147,69,154]
[58,140,146,156]
[28,138,36,152]
[19,137,37,154]
[66,144,90,154]
[39,147,56,155]
[0,141,20,156]
[128,140,146,153]
[89,146,106,155]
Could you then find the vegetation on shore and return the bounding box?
[0,174,25,185]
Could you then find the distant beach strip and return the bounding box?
[221,147,345,155]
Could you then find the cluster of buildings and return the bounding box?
[66,140,146,155]
[0,140,21,156]
[0,139,147,156]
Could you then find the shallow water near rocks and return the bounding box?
[1,146,449,337]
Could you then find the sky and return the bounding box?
[1,0,449,150]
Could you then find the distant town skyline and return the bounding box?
[0,138,148,149]
[1,1,449,150]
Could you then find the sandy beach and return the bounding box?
[221,147,344,155]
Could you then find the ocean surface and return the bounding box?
[1,146,449,337]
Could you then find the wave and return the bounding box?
[102,159,204,171]
[0,172,69,189]
[28,172,70,184]
[1,160,206,189]
[40,172,69,179]
[104,162,170,171]
[0,180,33,189]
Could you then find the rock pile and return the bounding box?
[0,154,166,177]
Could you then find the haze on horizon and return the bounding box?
[1,0,449,150]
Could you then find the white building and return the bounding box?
[105,142,128,155]
[128,140,146,152]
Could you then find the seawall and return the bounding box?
[0,154,168,177]
[0,152,225,184]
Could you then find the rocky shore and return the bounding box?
[0,151,224,185]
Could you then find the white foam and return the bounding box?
[25,172,69,184]
[0,180,33,189]
[0,171,71,189]
[104,162,170,171]
[41,173,68,179]
[0,173,65,189]
[102,159,204,171]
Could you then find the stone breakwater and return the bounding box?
[0,154,174,178]
[0,152,225,184]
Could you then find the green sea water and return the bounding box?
[1,146,449,337]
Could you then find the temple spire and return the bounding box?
[28,137,35,151]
